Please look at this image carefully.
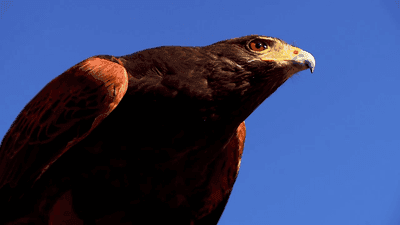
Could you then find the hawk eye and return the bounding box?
[249,40,268,51]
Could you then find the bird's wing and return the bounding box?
[0,56,128,200]
[196,121,246,225]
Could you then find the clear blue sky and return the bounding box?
[1,0,400,224]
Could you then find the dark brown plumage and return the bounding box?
[0,35,315,225]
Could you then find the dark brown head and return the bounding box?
[198,35,316,122]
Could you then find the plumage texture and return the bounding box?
[0,35,315,224]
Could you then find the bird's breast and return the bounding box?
[63,99,241,222]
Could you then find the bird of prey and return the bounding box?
[0,35,315,225]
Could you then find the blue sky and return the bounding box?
[1,0,400,224]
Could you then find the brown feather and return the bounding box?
[0,56,128,223]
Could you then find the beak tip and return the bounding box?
[304,57,315,74]
[308,63,315,73]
